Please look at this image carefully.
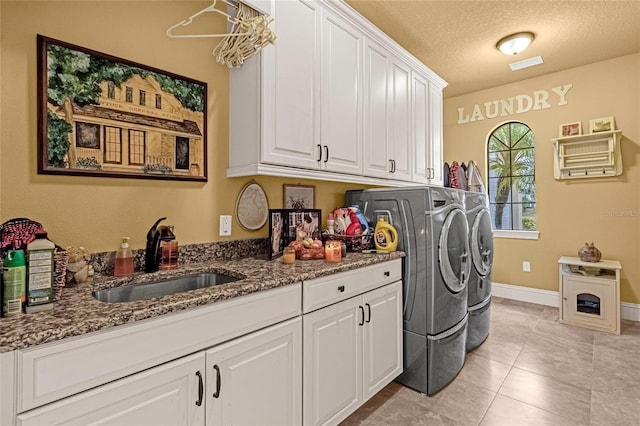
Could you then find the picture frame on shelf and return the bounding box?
[589,116,615,134]
[37,35,207,181]
[283,184,315,209]
[559,122,582,137]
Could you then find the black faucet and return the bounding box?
[145,217,166,273]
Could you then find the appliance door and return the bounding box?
[471,208,493,278]
[437,208,471,293]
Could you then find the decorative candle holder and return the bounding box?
[325,240,342,263]
[283,247,296,264]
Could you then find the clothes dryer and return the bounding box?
[464,191,494,352]
[346,186,470,395]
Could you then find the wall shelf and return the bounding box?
[551,130,622,179]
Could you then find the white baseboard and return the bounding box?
[492,282,559,307]
[492,282,640,322]
[621,302,640,322]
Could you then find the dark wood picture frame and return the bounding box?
[283,184,315,209]
[37,35,207,181]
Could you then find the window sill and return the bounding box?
[494,230,539,240]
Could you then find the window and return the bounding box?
[139,90,146,106]
[104,126,122,164]
[487,122,536,231]
[75,122,100,149]
[155,94,162,109]
[128,129,145,165]
[125,87,133,103]
[107,82,115,99]
[175,137,190,170]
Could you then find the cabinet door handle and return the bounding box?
[365,303,371,323]
[324,145,329,163]
[359,305,365,326]
[384,271,390,277]
[317,144,322,162]
[338,285,345,292]
[212,364,221,398]
[195,371,203,406]
[389,159,394,173]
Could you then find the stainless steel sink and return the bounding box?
[93,273,239,303]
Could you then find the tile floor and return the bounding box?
[341,297,640,426]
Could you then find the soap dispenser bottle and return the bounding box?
[114,237,134,277]
[159,226,178,270]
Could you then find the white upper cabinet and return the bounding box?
[263,0,322,169]
[388,57,412,182]
[320,9,363,174]
[412,71,429,183]
[228,0,447,186]
[429,81,444,185]
[362,38,390,179]
[228,0,322,174]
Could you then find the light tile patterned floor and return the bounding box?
[341,297,640,426]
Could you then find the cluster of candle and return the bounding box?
[324,240,342,263]
[282,247,296,264]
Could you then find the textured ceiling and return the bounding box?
[345,0,640,98]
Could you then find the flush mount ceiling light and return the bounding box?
[496,31,535,55]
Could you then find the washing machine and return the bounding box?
[345,186,470,395]
[464,191,494,352]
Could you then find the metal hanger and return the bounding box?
[166,0,248,39]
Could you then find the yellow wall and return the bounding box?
[0,1,371,253]
[443,54,640,304]
[3,2,639,305]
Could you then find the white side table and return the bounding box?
[558,256,621,334]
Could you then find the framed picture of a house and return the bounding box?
[37,35,207,181]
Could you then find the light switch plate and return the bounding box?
[220,215,232,236]
[522,261,531,272]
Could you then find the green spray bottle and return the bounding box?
[2,249,26,317]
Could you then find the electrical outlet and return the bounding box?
[219,215,232,236]
[522,261,531,272]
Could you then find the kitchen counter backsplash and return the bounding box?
[91,238,270,275]
[0,237,403,353]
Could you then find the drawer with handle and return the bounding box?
[302,259,401,314]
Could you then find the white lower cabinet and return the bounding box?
[303,278,402,426]
[5,261,403,426]
[206,317,302,426]
[17,353,206,426]
[17,317,302,426]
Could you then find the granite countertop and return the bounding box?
[0,251,404,353]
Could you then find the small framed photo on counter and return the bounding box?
[559,122,582,137]
[269,208,322,260]
[269,209,286,259]
[287,209,321,242]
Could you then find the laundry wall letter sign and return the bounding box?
[456,84,573,124]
